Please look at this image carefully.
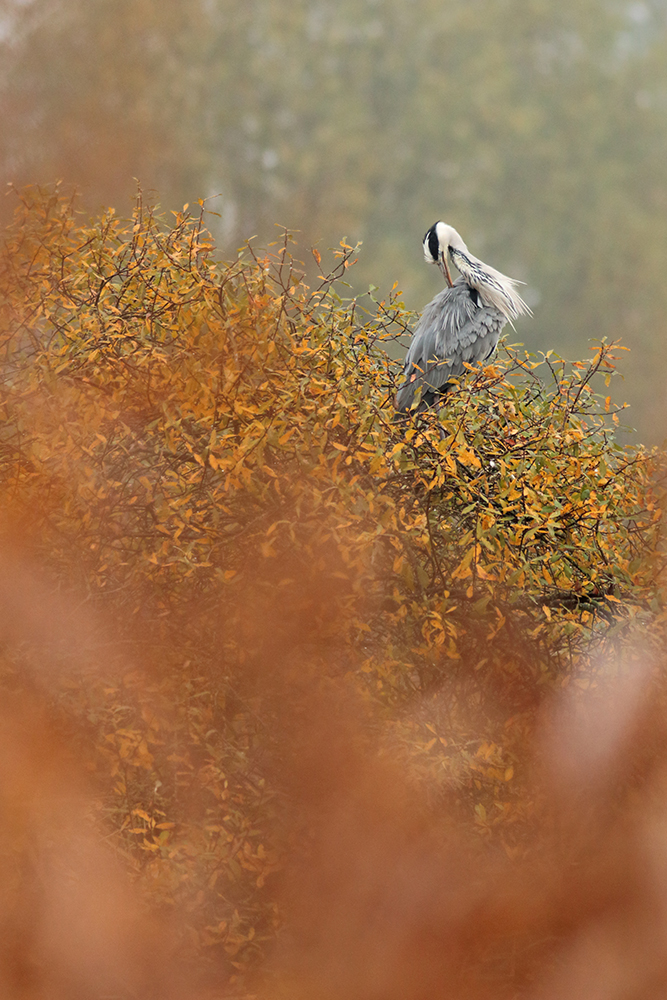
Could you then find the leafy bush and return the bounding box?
[0,185,663,988]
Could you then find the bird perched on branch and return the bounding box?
[395,221,531,413]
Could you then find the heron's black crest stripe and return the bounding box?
[425,226,440,263]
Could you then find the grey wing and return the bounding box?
[396,280,506,412]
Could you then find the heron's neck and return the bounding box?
[435,222,467,256]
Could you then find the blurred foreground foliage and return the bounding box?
[0,186,664,990]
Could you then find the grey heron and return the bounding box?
[395,221,531,412]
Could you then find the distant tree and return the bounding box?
[2,0,667,431]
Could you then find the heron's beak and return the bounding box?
[439,251,454,288]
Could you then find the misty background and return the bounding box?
[1,0,666,441]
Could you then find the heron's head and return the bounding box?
[422,221,467,264]
[423,221,466,288]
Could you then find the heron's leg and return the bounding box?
[435,403,447,441]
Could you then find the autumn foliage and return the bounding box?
[0,185,665,998]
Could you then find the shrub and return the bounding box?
[0,185,663,987]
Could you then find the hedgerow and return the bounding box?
[0,185,664,987]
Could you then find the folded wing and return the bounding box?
[396,278,506,412]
